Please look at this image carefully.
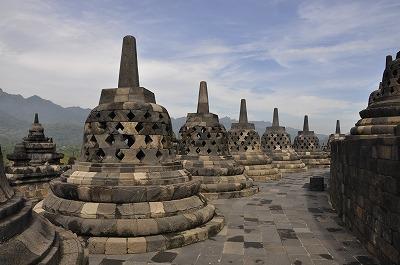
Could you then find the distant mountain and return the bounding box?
[0,88,328,157]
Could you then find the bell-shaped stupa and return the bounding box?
[292,115,330,168]
[261,108,307,173]
[0,145,86,264]
[6,113,67,201]
[178,82,258,199]
[351,51,400,136]
[228,99,281,181]
[39,36,224,255]
[324,120,345,152]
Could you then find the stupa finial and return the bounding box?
[335,120,341,134]
[239,99,248,124]
[34,113,39,124]
[197,81,209,114]
[118,35,140,88]
[303,115,309,132]
[272,108,279,127]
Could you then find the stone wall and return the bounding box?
[12,181,50,202]
[330,136,400,265]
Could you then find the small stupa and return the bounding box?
[178,82,259,199]
[351,51,400,136]
[228,99,281,181]
[324,120,345,152]
[261,108,307,172]
[38,35,224,255]
[0,145,86,264]
[292,115,330,168]
[6,113,67,201]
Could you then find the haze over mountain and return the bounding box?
[0,88,328,154]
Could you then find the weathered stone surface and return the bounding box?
[0,145,86,264]
[261,108,307,172]
[331,51,400,265]
[293,115,330,168]
[6,114,68,201]
[228,99,281,182]
[178,83,258,198]
[40,35,223,254]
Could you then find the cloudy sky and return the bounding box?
[0,0,399,134]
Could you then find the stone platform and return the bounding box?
[90,169,380,265]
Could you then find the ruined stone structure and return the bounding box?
[261,108,307,173]
[178,82,258,199]
[324,120,345,152]
[0,145,86,264]
[6,113,67,201]
[228,99,281,181]
[293,115,330,168]
[38,36,224,255]
[330,52,400,265]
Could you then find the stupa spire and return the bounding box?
[303,115,309,132]
[197,81,209,114]
[34,113,39,124]
[239,99,248,124]
[272,108,279,127]
[335,120,341,134]
[118,35,140,88]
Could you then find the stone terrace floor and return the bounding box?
[90,169,380,265]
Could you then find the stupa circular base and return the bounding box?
[244,165,281,182]
[201,186,259,200]
[296,152,330,169]
[272,160,307,173]
[85,214,224,254]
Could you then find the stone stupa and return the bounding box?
[6,113,67,201]
[324,120,345,152]
[261,108,307,173]
[38,36,224,255]
[351,52,400,137]
[293,115,330,168]
[0,145,86,264]
[228,99,281,181]
[178,82,258,199]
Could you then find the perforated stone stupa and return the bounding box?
[0,145,86,264]
[351,52,400,136]
[228,99,281,181]
[6,113,67,201]
[261,108,307,173]
[178,82,258,199]
[324,120,345,152]
[39,35,224,255]
[293,115,330,168]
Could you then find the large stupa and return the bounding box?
[38,36,224,255]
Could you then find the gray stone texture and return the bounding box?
[40,35,224,254]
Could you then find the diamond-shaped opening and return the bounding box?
[109,111,116,120]
[127,111,135,120]
[217,148,221,153]
[159,113,163,119]
[105,134,115,145]
[95,112,101,118]
[152,123,160,130]
[196,147,201,153]
[244,146,248,150]
[201,127,207,133]
[236,146,240,151]
[207,148,212,154]
[240,132,243,136]
[145,135,153,144]
[211,140,216,145]
[123,135,135,147]
[185,148,190,153]
[90,135,97,143]
[191,140,195,145]
[99,121,107,129]
[201,141,206,146]
[207,133,211,138]
[116,122,124,134]
[161,137,166,144]
[115,149,125,160]
[156,150,162,159]
[96,148,105,160]
[216,133,221,138]
[144,111,152,119]
[136,150,146,161]
[196,133,201,139]
[135,122,144,132]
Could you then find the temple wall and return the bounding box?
[330,136,400,264]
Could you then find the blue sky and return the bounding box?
[0,0,399,134]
